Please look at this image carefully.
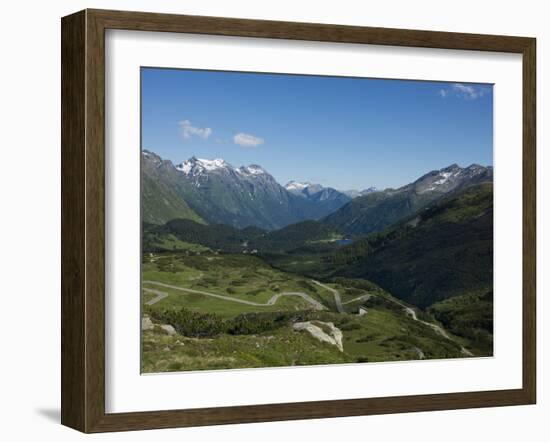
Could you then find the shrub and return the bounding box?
[340,322,361,331]
[149,307,225,338]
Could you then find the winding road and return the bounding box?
[142,280,326,310]
[311,280,344,313]
[401,304,473,356]
[143,279,472,356]
[342,294,372,305]
[309,281,474,357]
[143,288,169,305]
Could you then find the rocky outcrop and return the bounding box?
[293,321,343,352]
[160,324,177,336]
[142,316,154,331]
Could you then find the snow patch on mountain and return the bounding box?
[176,157,233,175]
[238,164,266,176]
[343,187,378,198]
[198,158,229,171]
[285,181,311,191]
[418,164,492,193]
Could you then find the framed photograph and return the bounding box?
[61,9,536,433]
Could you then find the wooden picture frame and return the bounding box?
[61,8,536,433]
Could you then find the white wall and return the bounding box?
[0,0,547,440]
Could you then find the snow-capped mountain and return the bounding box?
[142,151,345,229]
[324,163,493,236]
[142,150,492,234]
[176,157,232,175]
[285,181,311,192]
[237,164,268,176]
[285,181,351,214]
[284,181,326,197]
[411,163,493,194]
[176,157,270,178]
[342,187,378,199]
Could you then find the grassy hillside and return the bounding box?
[324,189,439,236]
[141,252,476,373]
[328,183,493,308]
[323,165,492,237]
[428,290,493,354]
[141,173,205,225]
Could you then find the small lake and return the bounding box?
[335,239,354,246]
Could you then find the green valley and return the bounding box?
[140,154,494,372]
[141,250,476,373]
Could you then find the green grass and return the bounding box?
[326,183,494,308]
[144,284,313,317]
[151,235,211,252]
[142,252,331,312]
[141,251,479,372]
[142,325,349,373]
[339,309,463,362]
[428,290,493,354]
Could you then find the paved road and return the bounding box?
[143,288,169,306]
[266,292,325,310]
[142,280,326,310]
[342,294,372,305]
[311,280,344,313]
[143,279,473,356]
[402,304,473,356]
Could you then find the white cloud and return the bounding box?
[438,83,490,100]
[179,120,212,139]
[233,132,264,148]
[453,83,483,99]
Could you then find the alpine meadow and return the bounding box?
[140,68,494,373]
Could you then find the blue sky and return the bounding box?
[141,67,493,190]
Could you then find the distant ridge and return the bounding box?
[324,163,493,236]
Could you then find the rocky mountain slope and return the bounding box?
[324,163,493,236]
[285,181,351,214]
[142,151,344,230]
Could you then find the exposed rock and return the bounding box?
[410,346,425,359]
[142,316,154,331]
[293,321,344,352]
[160,324,177,336]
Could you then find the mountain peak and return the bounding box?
[285,181,311,191]
[440,163,462,174]
[238,164,267,176]
[343,187,378,198]
[197,158,231,170]
[363,186,378,193]
[466,163,485,171]
[142,149,162,163]
[415,163,492,194]
[176,157,233,175]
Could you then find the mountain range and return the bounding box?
[341,188,378,199]
[324,163,493,236]
[142,150,493,239]
[284,181,352,215]
[142,151,351,229]
[142,150,494,356]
